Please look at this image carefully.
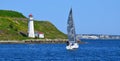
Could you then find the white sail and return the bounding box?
[66,8,79,50]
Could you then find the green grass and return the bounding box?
[0,10,26,18]
[0,10,67,40]
[34,21,67,39]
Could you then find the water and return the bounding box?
[0,39,120,61]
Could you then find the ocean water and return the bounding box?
[0,39,120,61]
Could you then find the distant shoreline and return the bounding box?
[0,39,120,44]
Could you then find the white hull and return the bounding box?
[66,43,79,50]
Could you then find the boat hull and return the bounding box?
[66,43,79,50]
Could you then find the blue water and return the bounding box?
[0,40,120,61]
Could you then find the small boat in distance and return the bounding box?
[66,8,79,50]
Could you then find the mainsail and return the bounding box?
[67,8,76,43]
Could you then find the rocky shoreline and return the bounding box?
[0,39,68,44]
[0,39,85,44]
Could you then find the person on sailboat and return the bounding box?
[66,41,69,46]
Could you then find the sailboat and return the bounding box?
[66,8,79,50]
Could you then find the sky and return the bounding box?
[1,0,120,35]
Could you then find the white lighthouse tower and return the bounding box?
[28,14,35,38]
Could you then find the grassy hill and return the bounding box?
[0,10,26,18]
[0,10,67,40]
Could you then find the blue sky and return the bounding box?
[1,0,120,35]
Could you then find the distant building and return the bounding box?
[77,34,120,39]
[35,32,44,38]
[28,14,35,38]
[38,32,44,38]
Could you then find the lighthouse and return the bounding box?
[28,14,35,38]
